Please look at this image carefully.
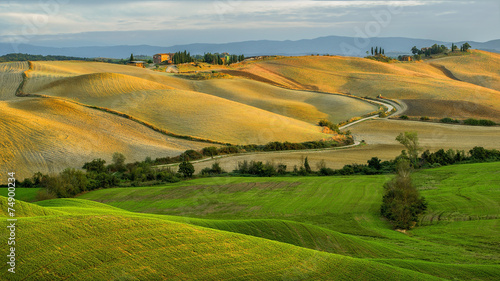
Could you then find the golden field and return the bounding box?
[24,61,375,144]
[0,61,27,100]
[0,98,208,179]
[191,119,500,173]
[231,51,500,122]
[2,50,500,179]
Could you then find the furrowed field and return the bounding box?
[1,162,498,280]
[2,51,500,180]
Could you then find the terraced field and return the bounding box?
[2,162,494,280]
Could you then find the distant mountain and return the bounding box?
[1,36,499,58]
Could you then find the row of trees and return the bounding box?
[411,42,471,58]
[370,46,385,56]
[0,53,88,62]
[203,52,245,65]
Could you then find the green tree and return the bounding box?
[462,42,471,52]
[396,132,421,168]
[411,46,419,55]
[367,157,382,170]
[451,43,457,52]
[304,157,312,173]
[178,161,195,178]
[380,159,427,230]
[112,152,126,172]
[129,53,134,62]
[371,47,374,55]
[82,158,106,173]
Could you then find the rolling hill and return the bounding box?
[0,197,442,280]
[3,162,497,279]
[229,51,500,122]
[2,50,500,181]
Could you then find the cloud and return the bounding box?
[0,0,498,44]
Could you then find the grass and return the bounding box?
[2,163,498,279]
[0,200,439,280]
[0,187,40,202]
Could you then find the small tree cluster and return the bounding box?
[370,46,385,56]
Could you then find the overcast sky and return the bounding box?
[0,0,499,47]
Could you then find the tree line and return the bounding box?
[0,53,88,62]
[409,42,471,60]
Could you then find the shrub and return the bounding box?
[479,119,496,126]
[277,164,287,175]
[218,146,240,154]
[440,117,459,124]
[201,162,225,176]
[318,119,340,133]
[420,116,429,121]
[178,161,195,178]
[319,167,335,176]
[464,118,496,126]
[181,150,203,161]
[399,115,409,120]
[202,147,219,157]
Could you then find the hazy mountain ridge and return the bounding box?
[0,36,499,59]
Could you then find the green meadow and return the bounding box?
[1,162,499,280]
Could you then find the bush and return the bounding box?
[318,119,340,133]
[464,118,496,126]
[319,167,335,176]
[420,116,429,121]
[399,115,409,120]
[440,117,459,124]
[181,150,203,161]
[202,147,218,157]
[201,162,225,176]
[178,161,195,178]
[236,161,276,177]
[218,146,240,154]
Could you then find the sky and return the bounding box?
[0,0,499,47]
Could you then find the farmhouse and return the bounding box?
[127,61,146,67]
[153,53,175,64]
[128,61,146,67]
[400,55,413,62]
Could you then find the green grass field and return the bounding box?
[2,162,498,279]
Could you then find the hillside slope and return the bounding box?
[0,197,439,280]
[231,52,500,121]
[0,98,208,180]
